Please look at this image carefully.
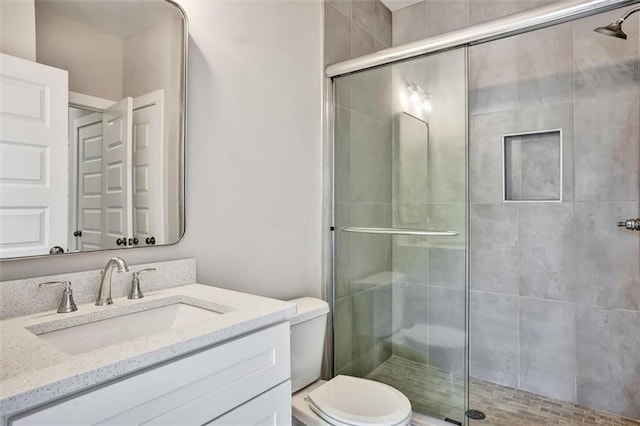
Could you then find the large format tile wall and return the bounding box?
[325,0,395,377]
[394,0,640,418]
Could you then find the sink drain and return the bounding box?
[465,410,486,420]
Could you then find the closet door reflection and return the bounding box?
[69,90,166,252]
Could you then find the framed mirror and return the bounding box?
[0,0,187,259]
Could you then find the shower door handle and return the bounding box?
[340,227,459,237]
[617,218,640,231]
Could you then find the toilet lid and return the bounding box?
[307,375,412,426]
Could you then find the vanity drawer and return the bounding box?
[205,380,291,426]
[9,322,290,426]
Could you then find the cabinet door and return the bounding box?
[9,323,290,426]
[205,381,292,426]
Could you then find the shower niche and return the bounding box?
[503,129,562,202]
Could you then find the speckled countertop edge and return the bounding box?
[0,283,296,416]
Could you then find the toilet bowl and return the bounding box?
[289,298,412,426]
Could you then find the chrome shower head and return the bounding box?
[594,21,627,40]
[594,6,640,40]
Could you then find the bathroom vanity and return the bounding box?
[0,272,296,425]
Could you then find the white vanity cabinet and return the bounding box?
[7,322,291,426]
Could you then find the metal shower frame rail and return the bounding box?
[325,0,639,78]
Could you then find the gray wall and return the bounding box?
[324,0,392,65]
[395,0,640,418]
[325,0,394,377]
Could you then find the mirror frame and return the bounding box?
[1,0,188,261]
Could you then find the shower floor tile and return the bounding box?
[366,356,640,426]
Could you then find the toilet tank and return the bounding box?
[288,297,330,393]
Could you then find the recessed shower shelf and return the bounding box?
[503,129,562,202]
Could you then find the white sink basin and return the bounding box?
[34,303,222,355]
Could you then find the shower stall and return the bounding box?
[328,1,640,425]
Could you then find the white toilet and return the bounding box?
[289,297,412,426]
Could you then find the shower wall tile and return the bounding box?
[373,39,387,52]
[324,0,391,67]
[469,111,517,203]
[517,101,574,201]
[469,0,544,25]
[516,22,573,108]
[327,0,351,19]
[391,282,430,364]
[392,242,429,284]
[351,22,375,58]
[429,114,467,204]
[574,93,640,202]
[518,203,575,302]
[575,202,640,311]
[350,111,392,203]
[469,203,519,295]
[576,305,640,418]
[470,291,519,387]
[426,203,467,248]
[352,0,375,35]
[392,2,426,46]
[374,1,392,47]
[424,0,469,37]
[428,286,466,378]
[334,106,351,203]
[353,289,375,374]
[334,296,354,372]
[574,9,640,100]
[350,202,392,283]
[519,298,576,402]
[398,283,430,329]
[351,66,393,123]
[337,286,392,378]
[372,283,393,366]
[334,202,352,299]
[428,247,465,289]
[324,2,352,65]
[373,283,393,340]
[469,37,519,115]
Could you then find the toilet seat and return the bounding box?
[307,375,412,426]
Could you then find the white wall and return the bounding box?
[35,7,123,100]
[0,0,324,301]
[0,0,36,61]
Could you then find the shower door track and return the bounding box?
[325,0,639,77]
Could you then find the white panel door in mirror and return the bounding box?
[0,53,68,257]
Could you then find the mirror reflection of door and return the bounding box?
[133,90,165,247]
[69,91,165,251]
[0,53,68,258]
[71,109,103,252]
[102,97,133,249]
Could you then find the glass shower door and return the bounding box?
[332,47,468,424]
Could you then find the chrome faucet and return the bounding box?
[96,257,129,306]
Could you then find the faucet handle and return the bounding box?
[39,281,78,314]
[129,268,156,300]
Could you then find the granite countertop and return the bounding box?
[0,284,296,417]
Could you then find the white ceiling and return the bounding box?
[35,0,180,38]
[380,0,424,12]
